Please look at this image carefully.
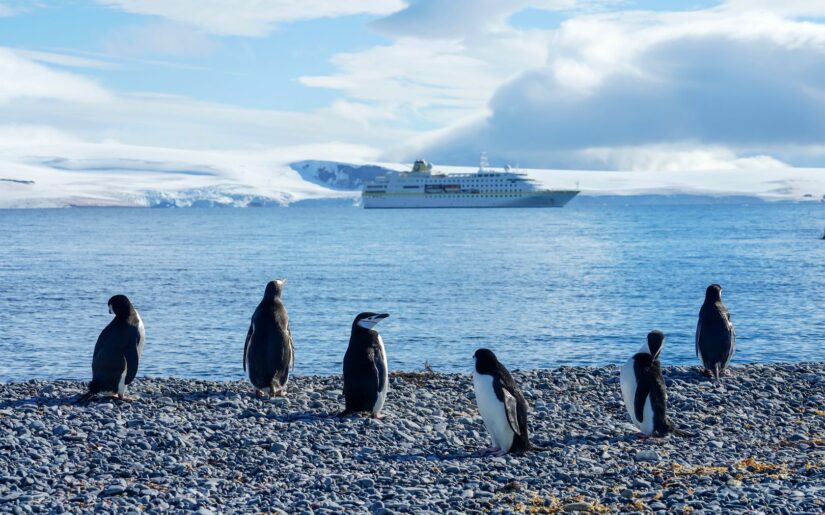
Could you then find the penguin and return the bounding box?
[695,284,736,380]
[339,312,390,418]
[619,331,688,437]
[243,279,294,397]
[472,348,535,455]
[77,295,145,402]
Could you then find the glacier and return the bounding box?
[0,154,823,208]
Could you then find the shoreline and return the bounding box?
[1,363,823,513]
[4,360,825,385]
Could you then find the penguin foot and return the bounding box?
[273,388,287,397]
[371,412,385,420]
[254,389,264,398]
[722,368,733,376]
[491,449,509,457]
[115,394,135,401]
[701,369,713,377]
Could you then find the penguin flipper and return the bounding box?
[503,389,522,436]
[285,321,295,371]
[648,369,671,435]
[91,323,114,371]
[695,317,701,358]
[494,378,522,437]
[373,344,386,394]
[243,320,253,372]
[124,330,140,386]
[724,318,736,368]
[632,357,654,423]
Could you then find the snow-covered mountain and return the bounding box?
[290,160,393,191]
[1,148,823,208]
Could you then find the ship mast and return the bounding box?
[479,152,489,172]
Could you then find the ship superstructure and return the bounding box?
[362,156,579,209]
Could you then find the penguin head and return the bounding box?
[643,330,666,360]
[264,279,287,300]
[354,312,389,330]
[107,295,133,318]
[705,284,722,302]
[473,348,499,374]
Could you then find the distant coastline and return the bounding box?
[1,159,823,208]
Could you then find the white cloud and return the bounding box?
[301,29,551,126]
[299,1,626,130]
[403,7,825,169]
[97,0,407,36]
[0,3,15,17]
[12,49,117,69]
[0,47,112,104]
[722,0,825,17]
[371,0,567,38]
[578,145,791,172]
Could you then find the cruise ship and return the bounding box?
[361,156,579,209]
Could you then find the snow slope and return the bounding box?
[1,149,823,208]
[0,144,361,208]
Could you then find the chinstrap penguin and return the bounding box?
[77,295,145,402]
[244,279,294,397]
[620,331,690,438]
[339,312,390,418]
[473,348,541,455]
[696,284,736,380]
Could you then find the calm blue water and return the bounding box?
[0,202,823,382]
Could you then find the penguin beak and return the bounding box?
[108,305,113,314]
[357,313,390,329]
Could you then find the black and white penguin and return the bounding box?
[243,279,294,397]
[695,284,736,380]
[472,348,533,455]
[339,312,389,418]
[620,331,687,437]
[77,295,145,402]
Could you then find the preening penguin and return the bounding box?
[78,295,144,402]
[696,284,736,380]
[620,331,689,437]
[472,348,535,455]
[244,279,294,397]
[340,312,390,418]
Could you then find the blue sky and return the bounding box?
[1,0,825,172]
[0,4,388,111]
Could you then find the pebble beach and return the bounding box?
[1,363,823,514]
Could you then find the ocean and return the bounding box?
[1,201,823,382]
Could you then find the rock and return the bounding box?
[0,366,822,513]
[102,486,126,497]
[634,450,660,462]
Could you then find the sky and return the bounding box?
[1,0,825,174]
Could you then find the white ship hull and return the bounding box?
[361,158,579,209]
[363,190,578,209]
